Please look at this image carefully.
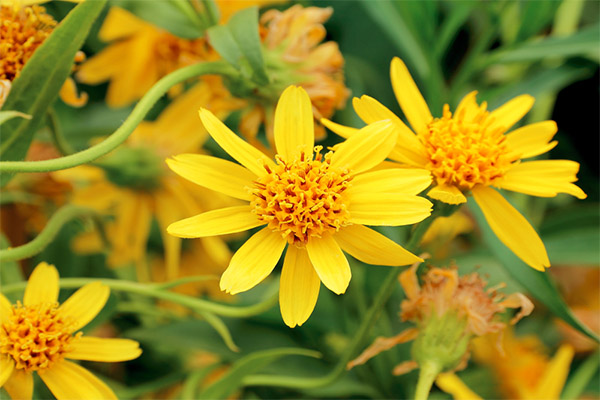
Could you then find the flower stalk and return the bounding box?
[415,360,442,400]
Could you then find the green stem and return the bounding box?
[0,204,97,262]
[0,61,236,174]
[242,215,439,390]
[0,277,278,319]
[414,360,442,400]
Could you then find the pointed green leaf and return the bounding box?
[0,111,31,126]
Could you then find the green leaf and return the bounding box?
[514,1,560,43]
[484,22,600,65]
[198,310,240,352]
[0,235,24,303]
[434,2,474,59]
[207,7,269,85]
[198,348,321,399]
[561,350,600,400]
[111,0,207,39]
[0,111,31,126]
[0,0,106,187]
[467,196,599,342]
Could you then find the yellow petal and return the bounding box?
[352,95,428,166]
[436,373,483,400]
[0,293,12,325]
[39,360,117,400]
[427,184,467,204]
[348,192,433,226]
[348,168,431,197]
[504,121,558,159]
[488,94,535,132]
[320,118,359,139]
[76,40,130,85]
[274,86,314,161]
[279,246,320,328]
[153,190,182,280]
[472,185,550,270]
[166,154,255,201]
[335,225,421,266]
[98,7,148,42]
[0,355,14,387]
[532,344,574,399]
[59,77,88,108]
[330,120,396,174]
[199,108,275,176]
[167,206,262,238]
[68,337,142,362]
[390,57,433,134]
[306,234,351,295]
[220,227,286,295]
[497,160,587,199]
[347,328,419,370]
[59,282,110,332]
[24,262,59,306]
[3,368,32,400]
[455,91,481,123]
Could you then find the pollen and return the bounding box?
[251,146,352,245]
[421,103,516,190]
[0,301,78,372]
[0,4,56,81]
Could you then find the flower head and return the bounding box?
[166,85,433,327]
[323,57,587,271]
[0,262,141,400]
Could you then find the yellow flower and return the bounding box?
[166,85,433,327]
[0,2,87,108]
[437,328,575,400]
[324,57,587,271]
[0,262,141,400]
[420,210,474,259]
[55,80,238,280]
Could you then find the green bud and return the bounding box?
[98,146,164,191]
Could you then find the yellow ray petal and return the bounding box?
[455,91,480,123]
[220,227,286,295]
[166,154,255,201]
[532,344,574,399]
[98,7,148,42]
[335,225,422,266]
[199,108,275,176]
[472,185,550,271]
[497,160,587,199]
[306,234,351,295]
[68,337,142,362]
[320,118,359,139]
[59,282,110,332]
[352,95,428,166]
[504,121,558,159]
[390,57,433,134]
[436,373,483,400]
[427,184,467,205]
[59,77,88,108]
[348,168,432,196]
[39,360,117,400]
[23,262,59,307]
[348,192,433,226]
[154,190,182,280]
[167,206,262,238]
[279,246,320,328]
[0,355,14,387]
[488,94,535,133]
[347,328,419,370]
[274,86,314,161]
[76,40,130,85]
[330,120,396,174]
[3,368,32,400]
[0,293,11,325]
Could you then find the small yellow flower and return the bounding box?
[0,262,141,400]
[437,328,575,400]
[166,85,433,327]
[324,57,587,271]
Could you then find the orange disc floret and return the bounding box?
[0,4,56,81]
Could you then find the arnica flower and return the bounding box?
[437,328,575,400]
[323,57,587,271]
[166,85,433,327]
[0,262,142,399]
[0,1,87,108]
[238,5,350,147]
[348,263,533,378]
[56,81,239,280]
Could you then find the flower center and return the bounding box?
[251,147,352,245]
[0,302,78,372]
[421,103,514,190]
[0,4,56,81]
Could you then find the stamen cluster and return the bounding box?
[0,302,77,372]
[251,147,352,245]
[421,103,515,189]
